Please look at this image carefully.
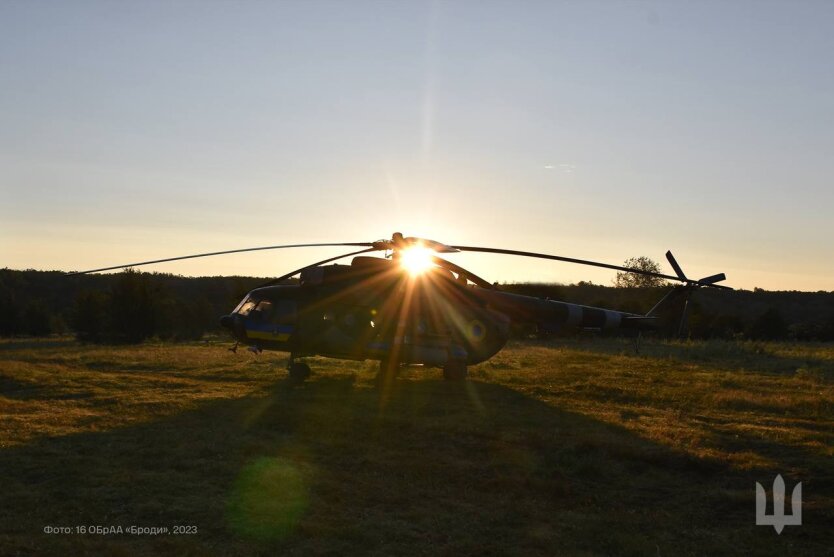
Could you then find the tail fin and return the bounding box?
[629,285,694,338]
[660,251,731,336]
[646,285,693,317]
[622,252,729,337]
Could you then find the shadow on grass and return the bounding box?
[540,337,834,377]
[0,338,79,352]
[0,375,830,556]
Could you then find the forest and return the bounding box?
[1,268,832,343]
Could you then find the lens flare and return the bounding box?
[399,246,434,275]
[227,457,308,542]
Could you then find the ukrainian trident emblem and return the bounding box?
[755,474,802,534]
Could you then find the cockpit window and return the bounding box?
[249,300,273,322]
[236,298,257,316]
[235,296,296,323]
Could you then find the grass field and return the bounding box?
[1,337,832,556]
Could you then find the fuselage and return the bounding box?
[220,256,649,366]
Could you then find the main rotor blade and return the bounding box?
[429,256,493,289]
[256,247,379,288]
[66,242,375,275]
[451,245,731,289]
[402,237,459,253]
[452,245,681,281]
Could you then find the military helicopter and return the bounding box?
[70,233,730,384]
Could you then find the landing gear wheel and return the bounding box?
[443,360,468,381]
[288,362,311,384]
[375,357,399,389]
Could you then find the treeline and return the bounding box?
[0,268,267,343]
[1,268,833,342]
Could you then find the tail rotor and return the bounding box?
[663,251,728,338]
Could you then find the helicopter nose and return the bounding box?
[219,314,234,329]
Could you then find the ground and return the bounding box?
[0,337,832,556]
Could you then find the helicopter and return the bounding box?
[70,232,731,384]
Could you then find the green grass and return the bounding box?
[1,337,832,556]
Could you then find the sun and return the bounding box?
[399,246,435,276]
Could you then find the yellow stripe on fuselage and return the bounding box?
[247,330,291,342]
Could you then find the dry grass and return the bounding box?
[1,336,832,556]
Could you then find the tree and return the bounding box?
[109,269,157,343]
[0,284,21,336]
[613,256,667,288]
[749,307,788,340]
[23,301,51,336]
[72,290,108,342]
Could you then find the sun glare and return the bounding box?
[400,246,435,276]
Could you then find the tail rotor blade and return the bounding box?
[665,251,688,282]
[697,273,726,285]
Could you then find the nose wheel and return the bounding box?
[375,356,400,389]
[288,358,311,384]
[443,360,468,381]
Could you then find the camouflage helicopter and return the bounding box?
[70,232,730,384]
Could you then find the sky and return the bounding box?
[1,0,832,291]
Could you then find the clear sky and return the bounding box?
[1,1,832,291]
